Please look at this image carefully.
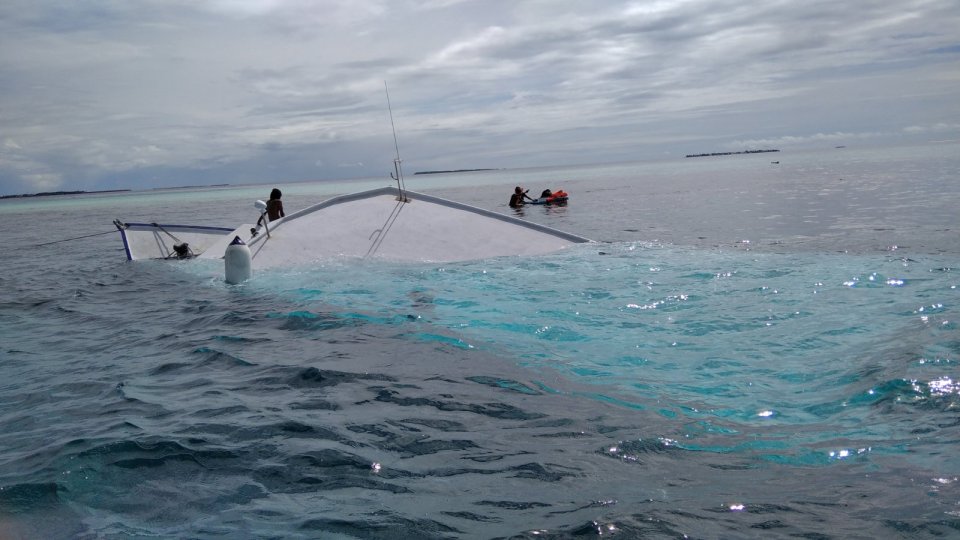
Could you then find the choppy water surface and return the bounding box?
[1,144,959,538]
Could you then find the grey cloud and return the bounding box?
[1,0,958,195]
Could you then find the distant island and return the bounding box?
[414,168,499,175]
[0,189,130,200]
[685,149,780,158]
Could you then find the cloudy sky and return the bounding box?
[1,0,958,195]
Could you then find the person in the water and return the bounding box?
[509,186,534,208]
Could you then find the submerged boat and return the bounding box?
[114,186,590,270]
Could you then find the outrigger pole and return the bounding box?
[384,81,408,202]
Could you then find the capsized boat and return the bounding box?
[114,186,591,268]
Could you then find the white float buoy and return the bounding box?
[224,236,252,284]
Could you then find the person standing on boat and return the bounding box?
[257,188,285,226]
[509,186,533,208]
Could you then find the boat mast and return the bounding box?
[384,81,408,202]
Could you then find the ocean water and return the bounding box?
[1,143,958,539]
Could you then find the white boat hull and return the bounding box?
[116,186,590,266]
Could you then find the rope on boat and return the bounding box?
[35,228,120,247]
[150,222,183,244]
[365,197,406,259]
[149,222,197,259]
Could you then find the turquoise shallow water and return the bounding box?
[1,143,959,538]
[214,242,959,466]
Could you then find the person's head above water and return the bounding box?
[270,188,282,200]
[514,186,523,194]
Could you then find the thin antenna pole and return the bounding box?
[384,81,407,199]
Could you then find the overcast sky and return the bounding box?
[1,0,958,195]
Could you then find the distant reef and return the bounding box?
[0,189,131,200]
[685,149,780,158]
[414,168,499,175]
